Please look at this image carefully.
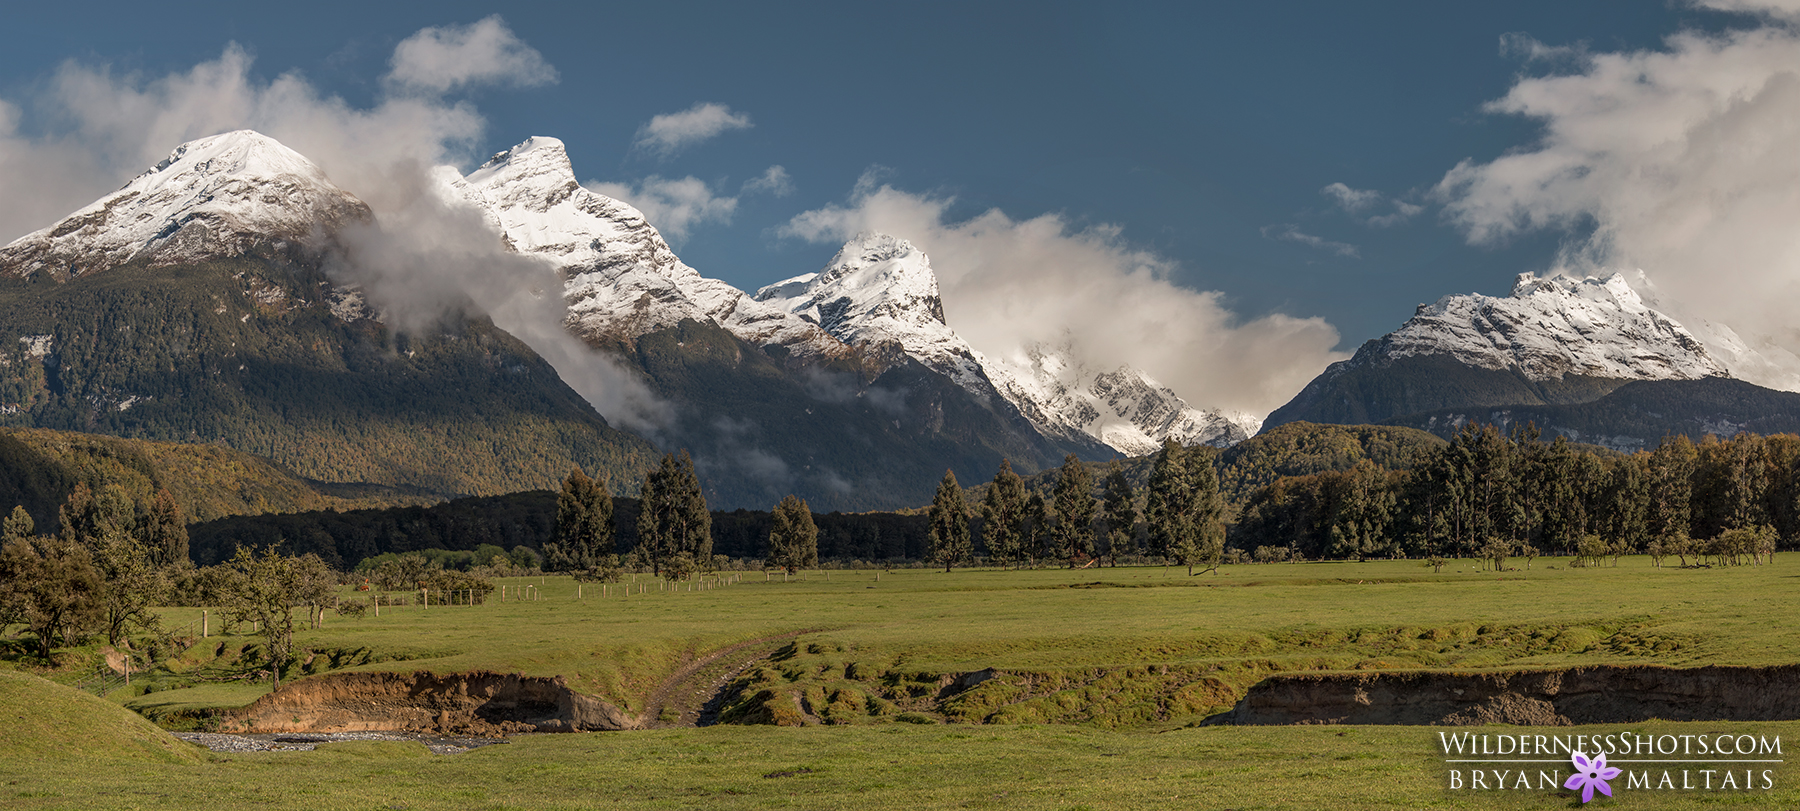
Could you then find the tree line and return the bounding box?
[1231,424,1796,568]
[928,443,1227,574]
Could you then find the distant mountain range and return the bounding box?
[9,128,1800,514]
[1267,271,1800,450]
[0,130,1260,510]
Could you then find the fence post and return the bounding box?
[202,609,208,638]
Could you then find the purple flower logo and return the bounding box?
[1564,750,1622,803]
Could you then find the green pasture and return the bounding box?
[8,555,1800,807]
[3,666,1797,810]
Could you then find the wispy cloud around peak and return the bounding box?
[633,102,751,158]
[584,176,738,242]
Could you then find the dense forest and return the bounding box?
[1231,423,1798,565]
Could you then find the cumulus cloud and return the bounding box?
[1321,182,1423,227]
[632,102,751,158]
[1261,223,1360,258]
[0,25,666,431]
[1433,16,1800,389]
[584,176,739,241]
[742,165,794,197]
[386,15,557,95]
[783,175,1346,417]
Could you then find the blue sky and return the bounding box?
[3,1,1789,415]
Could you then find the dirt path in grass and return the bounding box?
[637,631,811,728]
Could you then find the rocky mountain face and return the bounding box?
[437,137,846,360]
[1267,272,1734,429]
[753,231,1250,456]
[0,131,658,497]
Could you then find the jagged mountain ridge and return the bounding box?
[437,137,847,360]
[753,232,1250,454]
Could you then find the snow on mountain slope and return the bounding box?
[981,341,1259,455]
[1364,272,1727,381]
[0,130,369,278]
[754,233,986,388]
[438,136,846,358]
[756,232,1249,454]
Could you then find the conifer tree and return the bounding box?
[1187,446,1226,574]
[768,494,819,574]
[140,489,188,569]
[1099,463,1137,566]
[981,459,1026,567]
[548,467,614,573]
[637,451,712,579]
[927,469,971,572]
[1022,493,1051,566]
[1050,454,1097,567]
[1144,439,1194,568]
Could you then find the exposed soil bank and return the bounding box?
[1210,665,1800,726]
[221,671,633,735]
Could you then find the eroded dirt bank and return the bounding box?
[221,671,633,735]
[1210,665,1800,726]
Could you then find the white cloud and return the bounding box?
[584,176,738,242]
[1261,223,1360,258]
[1321,182,1382,213]
[742,165,794,197]
[633,102,751,158]
[1434,16,1800,390]
[1321,182,1423,227]
[386,15,557,95]
[783,176,1346,417]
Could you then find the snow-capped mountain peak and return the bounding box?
[754,232,978,385]
[439,136,846,358]
[1370,270,1727,381]
[0,130,369,278]
[757,232,1253,453]
[980,340,1258,455]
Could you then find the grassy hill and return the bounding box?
[0,251,657,498]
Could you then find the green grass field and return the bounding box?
[7,556,1800,808]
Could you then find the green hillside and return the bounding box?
[0,426,435,533]
[0,251,657,498]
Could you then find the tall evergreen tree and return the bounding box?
[548,467,614,572]
[637,451,712,579]
[927,470,972,572]
[1144,439,1194,568]
[140,489,188,569]
[768,494,819,574]
[1187,446,1226,574]
[1022,493,1052,566]
[980,459,1027,568]
[1050,454,1097,567]
[1098,463,1138,566]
